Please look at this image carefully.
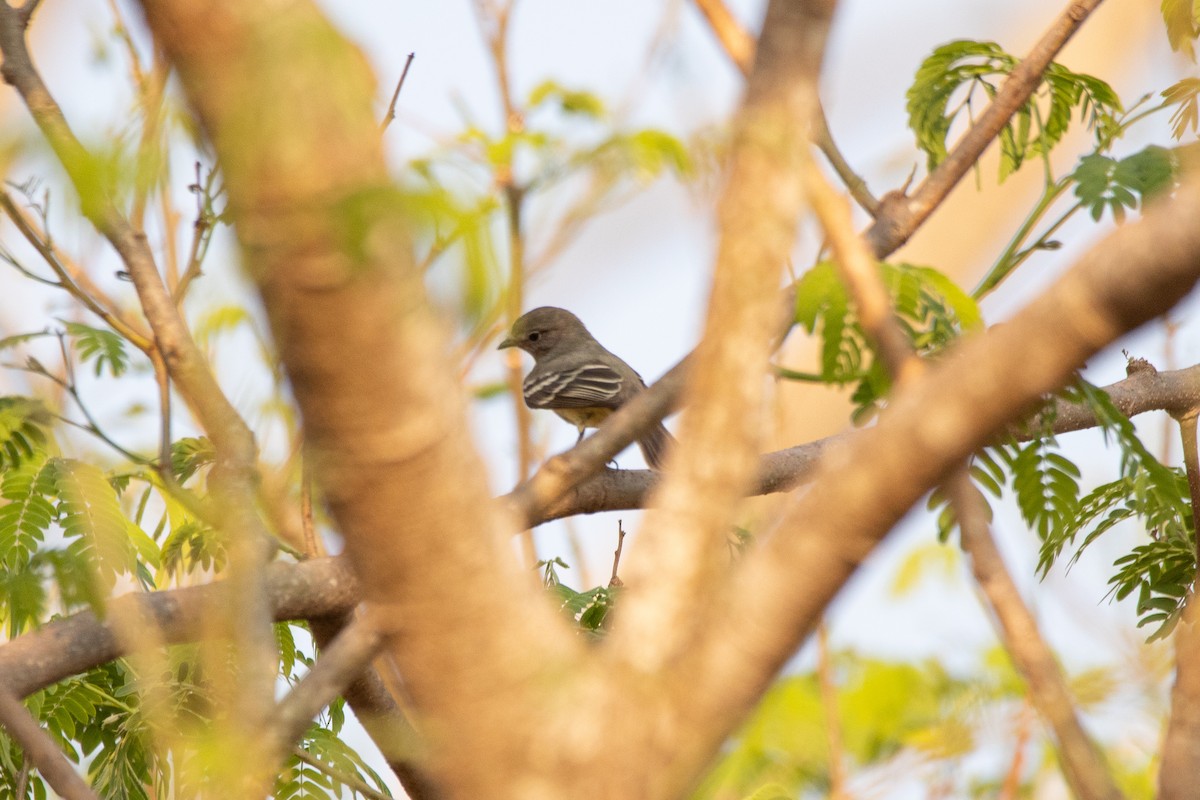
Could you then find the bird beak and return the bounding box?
[497,334,517,350]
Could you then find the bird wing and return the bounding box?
[523,363,625,409]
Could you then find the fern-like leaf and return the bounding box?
[55,459,157,593]
[62,321,131,378]
[0,396,52,472]
[1011,439,1081,544]
[0,450,57,570]
[170,436,216,483]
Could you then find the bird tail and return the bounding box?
[637,423,675,470]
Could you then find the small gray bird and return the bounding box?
[498,306,673,469]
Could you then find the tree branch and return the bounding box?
[0,555,435,799]
[514,362,1200,525]
[0,691,98,800]
[609,0,834,673]
[503,0,1112,531]
[803,113,1120,798]
[0,557,358,699]
[948,472,1121,800]
[133,1,578,796]
[308,613,440,800]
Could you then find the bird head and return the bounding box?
[497,306,585,359]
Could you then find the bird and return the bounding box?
[497,306,673,469]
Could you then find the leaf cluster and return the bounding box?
[1070,145,1177,222]
[692,648,1132,800]
[906,40,1122,182]
[791,261,981,421]
[540,556,619,637]
[928,378,1194,641]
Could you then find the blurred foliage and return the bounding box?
[692,647,1149,800]
[406,79,691,326]
[1071,145,1177,222]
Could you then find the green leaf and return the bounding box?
[1163,77,1200,139]
[741,785,792,800]
[160,520,225,577]
[1010,438,1080,561]
[527,79,608,119]
[793,261,859,383]
[1036,380,1196,637]
[193,305,252,350]
[401,186,502,322]
[907,40,1014,172]
[890,541,961,597]
[62,321,131,378]
[624,129,692,179]
[0,449,57,571]
[0,396,52,472]
[0,329,51,352]
[170,437,216,483]
[56,458,153,592]
[277,622,300,680]
[1161,0,1200,61]
[1071,147,1178,222]
[894,264,983,332]
[792,262,979,420]
[295,725,395,799]
[0,566,47,637]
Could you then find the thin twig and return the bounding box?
[301,453,319,557]
[610,520,626,585]
[0,191,153,350]
[999,699,1034,800]
[476,0,538,568]
[14,762,30,800]
[0,691,99,800]
[816,624,848,799]
[150,348,172,470]
[172,162,220,306]
[691,0,880,215]
[379,52,415,133]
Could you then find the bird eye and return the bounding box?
[528,331,540,342]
